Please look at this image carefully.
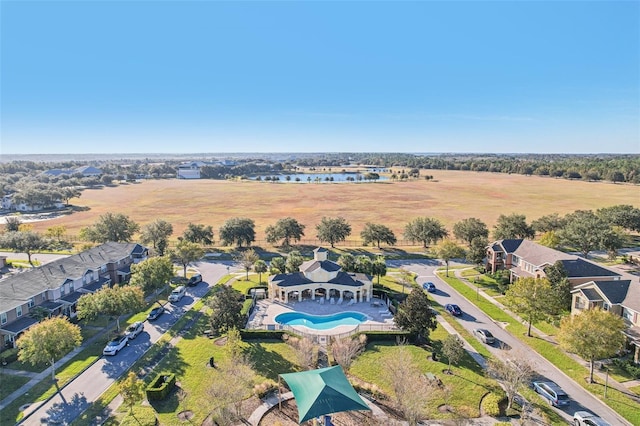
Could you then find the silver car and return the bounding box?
[473,328,495,344]
[573,411,611,426]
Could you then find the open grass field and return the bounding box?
[27,170,638,242]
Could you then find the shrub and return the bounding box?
[253,380,277,398]
[612,358,640,379]
[240,330,286,340]
[481,392,504,417]
[145,372,176,401]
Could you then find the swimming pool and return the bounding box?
[275,311,368,330]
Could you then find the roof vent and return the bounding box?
[59,264,65,273]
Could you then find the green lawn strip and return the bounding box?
[627,385,640,396]
[349,330,500,421]
[0,373,30,400]
[231,274,264,295]
[439,272,640,424]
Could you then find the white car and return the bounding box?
[168,285,186,303]
[125,321,144,339]
[573,411,611,426]
[103,335,129,356]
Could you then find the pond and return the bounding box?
[251,172,388,183]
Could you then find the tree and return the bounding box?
[331,334,367,371]
[4,216,22,232]
[403,217,448,248]
[236,248,259,280]
[264,217,305,247]
[559,210,612,258]
[0,231,49,265]
[354,255,373,274]
[467,236,488,266]
[337,253,356,272]
[453,218,489,248]
[183,222,214,245]
[504,277,560,337]
[219,217,256,248]
[538,231,561,249]
[208,286,245,333]
[441,334,464,373]
[597,204,640,232]
[433,239,465,277]
[77,285,145,332]
[80,212,140,243]
[492,213,535,240]
[487,356,533,410]
[287,336,318,370]
[394,288,437,342]
[17,317,82,380]
[269,256,286,274]
[531,213,566,234]
[285,250,304,273]
[383,344,433,426]
[558,309,626,383]
[130,256,174,298]
[140,219,173,255]
[370,256,387,284]
[315,216,351,248]
[360,223,397,248]
[45,225,67,242]
[253,259,268,284]
[119,371,145,413]
[543,261,572,312]
[171,240,204,278]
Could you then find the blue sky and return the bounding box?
[1,1,638,155]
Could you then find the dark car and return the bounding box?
[445,304,462,316]
[473,328,496,344]
[187,274,203,287]
[422,282,436,293]
[147,306,165,321]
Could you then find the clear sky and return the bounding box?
[1,1,639,155]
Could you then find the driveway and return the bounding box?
[396,260,631,426]
[19,260,235,426]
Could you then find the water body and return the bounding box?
[252,172,388,182]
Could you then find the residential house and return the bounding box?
[177,161,204,179]
[571,276,640,363]
[0,242,148,350]
[42,166,103,177]
[486,239,620,286]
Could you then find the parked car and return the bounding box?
[168,285,186,303]
[147,306,165,321]
[532,381,570,407]
[187,273,203,287]
[103,334,129,356]
[445,304,462,316]
[473,328,496,344]
[573,411,611,426]
[125,321,144,339]
[422,282,436,293]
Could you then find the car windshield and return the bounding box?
[484,330,493,337]
[127,325,137,332]
[557,394,569,400]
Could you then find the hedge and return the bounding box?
[240,330,286,340]
[145,372,176,401]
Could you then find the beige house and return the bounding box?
[571,277,640,363]
[269,248,373,304]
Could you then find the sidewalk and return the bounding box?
[452,268,640,401]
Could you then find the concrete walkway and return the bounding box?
[452,268,640,401]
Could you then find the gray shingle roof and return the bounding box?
[592,280,631,304]
[560,258,620,279]
[0,242,144,313]
[300,260,341,273]
[579,288,603,302]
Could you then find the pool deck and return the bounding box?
[246,297,396,336]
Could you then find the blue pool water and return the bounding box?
[275,311,367,330]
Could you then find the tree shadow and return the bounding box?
[42,391,88,425]
[245,341,298,381]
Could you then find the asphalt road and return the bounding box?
[391,259,632,426]
[19,260,234,426]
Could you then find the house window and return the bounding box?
[60,285,66,296]
[16,306,22,317]
[602,303,609,311]
[69,282,74,292]
[512,255,519,265]
[623,308,634,322]
[0,312,6,325]
[28,298,35,308]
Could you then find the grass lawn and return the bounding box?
[0,373,30,400]
[350,326,501,421]
[438,272,640,425]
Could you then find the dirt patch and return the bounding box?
[214,336,227,346]
[177,410,194,421]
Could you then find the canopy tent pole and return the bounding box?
[278,375,282,411]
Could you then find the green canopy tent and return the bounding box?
[279,365,371,424]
